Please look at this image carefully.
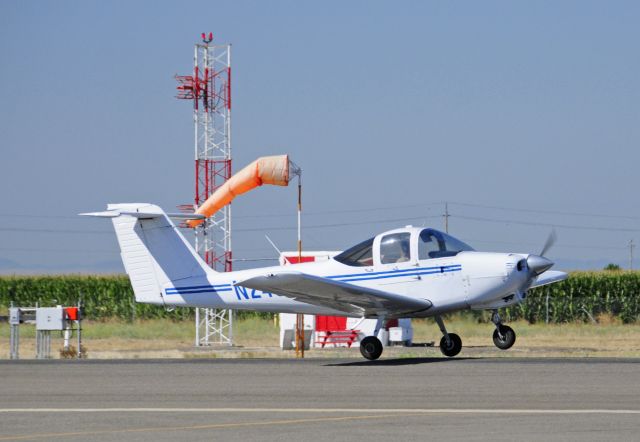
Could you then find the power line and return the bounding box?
[0,237,628,259]
[235,214,443,232]
[465,238,627,251]
[233,202,442,219]
[0,227,112,235]
[449,201,640,221]
[454,214,640,233]
[229,200,640,222]
[0,213,81,220]
[0,200,638,222]
[0,248,119,254]
[0,214,441,236]
[2,210,634,237]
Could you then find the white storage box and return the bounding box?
[388,325,413,346]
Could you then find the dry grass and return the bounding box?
[2,317,640,359]
[0,317,281,359]
[408,317,640,358]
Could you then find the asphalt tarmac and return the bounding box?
[1,358,639,441]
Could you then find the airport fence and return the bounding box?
[0,272,639,323]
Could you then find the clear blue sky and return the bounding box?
[1,1,639,272]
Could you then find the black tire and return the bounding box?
[360,336,383,360]
[492,325,516,350]
[439,333,462,357]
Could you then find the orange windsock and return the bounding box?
[187,155,291,228]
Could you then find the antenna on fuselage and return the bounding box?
[265,234,283,257]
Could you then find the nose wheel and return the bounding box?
[491,311,516,350]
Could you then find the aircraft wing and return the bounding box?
[530,270,568,288]
[236,272,432,317]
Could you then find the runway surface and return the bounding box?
[1,358,639,441]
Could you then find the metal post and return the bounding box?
[195,307,201,346]
[630,239,634,270]
[36,330,51,359]
[10,324,19,360]
[77,299,83,359]
[9,304,19,360]
[546,292,550,324]
[63,328,71,351]
[295,173,304,358]
[35,328,40,358]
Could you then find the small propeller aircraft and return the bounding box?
[83,203,567,360]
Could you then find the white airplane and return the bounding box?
[83,203,567,360]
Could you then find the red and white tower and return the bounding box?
[176,33,233,346]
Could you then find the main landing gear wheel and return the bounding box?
[492,325,516,350]
[360,336,383,361]
[439,333,462,357]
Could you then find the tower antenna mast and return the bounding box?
[176,32,233,346]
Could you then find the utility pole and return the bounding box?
[444,202,449,233]
[630,240,635,270]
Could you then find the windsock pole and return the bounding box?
[292,165,304,358]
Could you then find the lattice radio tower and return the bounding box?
[176,33,233,346]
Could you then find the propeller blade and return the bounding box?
[540,229,557,257]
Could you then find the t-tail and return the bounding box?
[81,204,214,306]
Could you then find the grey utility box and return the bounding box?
[9,308,21,325]
[36,307,65,331]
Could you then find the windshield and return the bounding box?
[380,232,411,264]
[419,228,474,259]
[333,237,374,267]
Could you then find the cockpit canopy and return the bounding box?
[334,237,375,267]
[417,228,474,259]
[334,228,474,267]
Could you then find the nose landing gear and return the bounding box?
[491,310,516,350]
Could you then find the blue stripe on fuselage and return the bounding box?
[165,284,232,295]
[332,267,461,282]
[328,264,462,282]
[164,264,462,296]
[165,283,231,291]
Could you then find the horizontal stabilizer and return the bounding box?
[80,209,205,221]
[237,271,432,317]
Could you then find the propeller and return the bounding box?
[539,229,557,257]
[526,229,557,276]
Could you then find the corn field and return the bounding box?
[0,275,189,321]
[506,271,640,324]
[0,272,639,323]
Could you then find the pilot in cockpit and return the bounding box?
[396,239,410,263]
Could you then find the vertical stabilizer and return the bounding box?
[84,203,212,305]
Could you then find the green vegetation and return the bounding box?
[505,271,640,324]
[0,275,185,321]
[604,263,622,271]
[0,271,639,323]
